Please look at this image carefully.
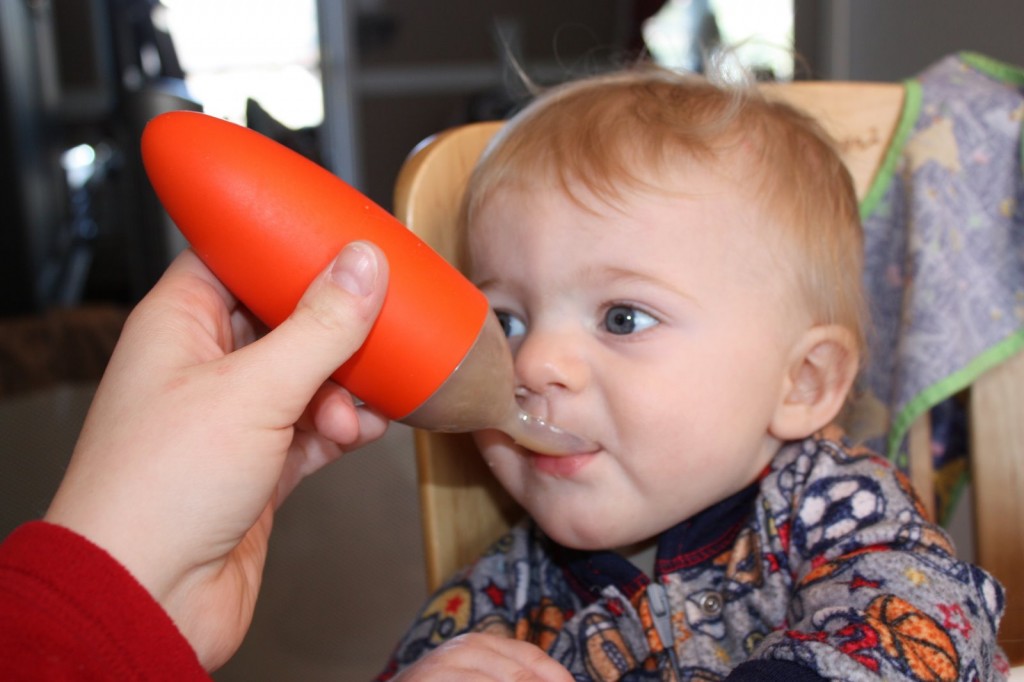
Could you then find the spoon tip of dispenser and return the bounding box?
[510,411,597,456]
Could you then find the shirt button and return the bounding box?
[700,591,723,616]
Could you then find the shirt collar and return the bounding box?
[554,479,760,603]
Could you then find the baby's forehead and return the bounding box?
[471,147,769,225]
[469,169,789,257]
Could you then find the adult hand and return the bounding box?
[396,633,573,681]
[45,242,390,670]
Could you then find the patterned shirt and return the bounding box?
[378,428,1008,680]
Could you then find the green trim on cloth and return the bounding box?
[859,79,921,221]
[886,329,1024,502]
[960,51,1024,87]
[959,51,1024,173]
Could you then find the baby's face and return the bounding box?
[468,166,813,551]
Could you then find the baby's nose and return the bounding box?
[512,327,590,400]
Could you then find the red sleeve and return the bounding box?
[0,521,210,681]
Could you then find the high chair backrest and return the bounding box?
[393,81,1024,663]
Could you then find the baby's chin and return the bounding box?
[532,515,649,552]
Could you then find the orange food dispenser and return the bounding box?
[140,111,590,454]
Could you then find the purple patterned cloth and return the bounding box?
[852,52,1024,523]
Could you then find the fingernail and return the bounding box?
[331,242,377,297]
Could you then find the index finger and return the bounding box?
[162,248,270,351]
[161,248,239,312]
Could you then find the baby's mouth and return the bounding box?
[525,448,597,478]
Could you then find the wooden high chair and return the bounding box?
[393,82,1024,664]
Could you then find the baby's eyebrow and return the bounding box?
[592,265,701,306]
[472,276,499,290]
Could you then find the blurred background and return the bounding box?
[1,1,1021,679]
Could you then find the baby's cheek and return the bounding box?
[473,429,531,496]
[472,428,514,463]
[472,427,500,444]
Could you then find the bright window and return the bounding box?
[643,0,794,80]
[159,0,322,128]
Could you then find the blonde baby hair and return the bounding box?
[462,65,867,358]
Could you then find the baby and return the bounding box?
[378,68,1007,681]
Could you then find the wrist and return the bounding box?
[45,490,178,606]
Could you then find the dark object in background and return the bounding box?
[0,0,198,318]
[0,305,127,399]
[246,98,322,166]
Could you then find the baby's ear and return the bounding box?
[769,325,859,441]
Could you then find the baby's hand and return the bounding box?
[395,633,572,681]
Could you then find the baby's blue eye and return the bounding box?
[604,305,657,335]
[495,310,527,338]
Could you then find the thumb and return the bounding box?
[237,240,388,414]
